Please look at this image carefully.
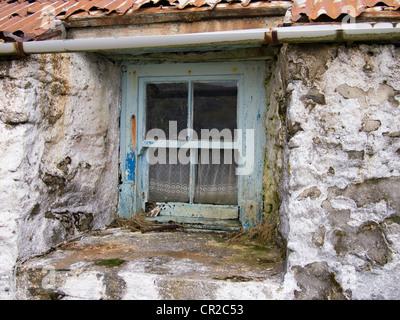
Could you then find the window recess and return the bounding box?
[120,62,267,231]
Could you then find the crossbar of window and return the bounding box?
[141,140,239,149]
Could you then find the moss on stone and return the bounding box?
[95,258,125,267]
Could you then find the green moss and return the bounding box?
[95,258,125,267]
[334,230,345,237]
[48,292,64,300]
[385,214,400,224]
[327,273,345,300]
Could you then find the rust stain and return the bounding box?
[271,29,278,45]
[232,67,238,73]
[132,70,137,92]
[131,115,136,149]
[188,69,192,75]
[13,41,28,56]
[50,54,71,137]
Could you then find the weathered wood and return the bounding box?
[106,46,279,62]
[65,2,291,28]
[141,224,184,233]
[119,61,267,230]
[67,16,282,39]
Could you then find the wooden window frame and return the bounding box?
[119,61,267,230]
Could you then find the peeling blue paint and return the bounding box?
[125,150,136,181]
[241,220,251,230]
[118,183,134,218]
[118,61,267,231]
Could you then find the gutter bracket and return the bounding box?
[264,29,279,45]
[13,42,29,57]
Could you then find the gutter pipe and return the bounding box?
[1,23,400,55]
[265,22,400,44]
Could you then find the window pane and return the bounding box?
[194,149,238,205]
[146,83,188,140]
[193,81,237,141]
[148,148,190,203]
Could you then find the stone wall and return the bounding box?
[0,53,121,299]
[279,43,400,299]
[261,52,287,248]
[2,43,400,300]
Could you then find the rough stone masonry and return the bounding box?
[0,53,121,298]
[276,43,400,299]
[1,42,400,299]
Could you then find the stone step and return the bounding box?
[15,228,285,300]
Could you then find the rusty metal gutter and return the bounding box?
[1,23,400,55]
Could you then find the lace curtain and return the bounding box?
[148,148,190,203]
[194,149,238,205]
[148,148,238,205]
[146,81,238,206]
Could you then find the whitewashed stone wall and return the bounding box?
[0,53,121,299]
[279,43,400,299]
[1,43,400,300]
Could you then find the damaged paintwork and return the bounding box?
[150,202,239,219]
[118,60,267,230]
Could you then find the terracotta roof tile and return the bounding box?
[291,0,400,21]
[0,0,260,40]
[0,0,222,38]
[1,0,400,42]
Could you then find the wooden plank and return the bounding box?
[67,16,282,39]
[118,183,134,218]
[154,202,239,219]
[108,46,279,62]
[141,140,239,149]
[65,2,291,28]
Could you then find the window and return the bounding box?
[145,80,238,207]
[119,62,267,230]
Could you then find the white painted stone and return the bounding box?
[0,53,121,299]
[2,43,400,300]
[61,272,105,300]
[280,43,400,299]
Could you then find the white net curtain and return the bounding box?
[146,81,238,206]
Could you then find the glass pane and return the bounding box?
[193,81,237,141]
[148,148,190,203]
[194,149,238,205]
[146,83,188,140]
